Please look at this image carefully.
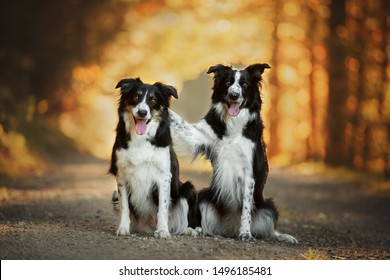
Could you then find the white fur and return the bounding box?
[209,107,258,241]
[154,171,171,238]
[169,106,298,243]
[132,92,152,119]
[170,110,217,156]
[115,136,171,237]
[169,198,189,235]
[213,126,254,208]
[115,112,185,238]
[198,201,225,236]
[251,209,277,238]
[198,202,240,237]
[172,105,257,213]
[116,184,131,235]
[228,71,243,102]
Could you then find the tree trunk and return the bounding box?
[325,0,349,166]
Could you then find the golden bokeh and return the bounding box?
[1,0,388,176]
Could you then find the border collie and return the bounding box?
[109,77,197,238]
[169,63,297,243]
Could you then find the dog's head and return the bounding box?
[115,78,178,135]
[207,63,270,117]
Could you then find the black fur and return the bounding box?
[169,63,296,241]
[200,63,277,219]
[110,77,198,230]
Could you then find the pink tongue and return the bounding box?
[135,119,148,135]
[228,102,240,116]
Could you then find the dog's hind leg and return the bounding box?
[272,230,298,243]
[250,208,277,240]
[198,201,223,237]
[180,181,198,227]
[168,198,188,235]
[177,181,201,236]
[251,202,298,243]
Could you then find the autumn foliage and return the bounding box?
[0,0,389,177]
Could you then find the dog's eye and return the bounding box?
[225,81,231,87]
[150,97,158,106]
[242,82,249,88]
[132,95,140,102]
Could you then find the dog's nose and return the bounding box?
[137,109,148,118]
[229,92,239,101]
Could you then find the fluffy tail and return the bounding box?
[179,181,199,229]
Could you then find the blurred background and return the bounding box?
[0,0,389,179]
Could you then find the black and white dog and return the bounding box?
[110,78,197,238]
[169,63,297,243]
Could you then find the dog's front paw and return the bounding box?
[154,229,171,239]
[184,227,202,237]
[116,225,130,236]
[239,232,255,242]
[195,226,204,236]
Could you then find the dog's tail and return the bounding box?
[179,181,199,229]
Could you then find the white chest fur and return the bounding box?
[115,137,171,215]
[212,108,256,210]
[213,134,254,209]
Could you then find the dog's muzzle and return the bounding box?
[226,92,243,117]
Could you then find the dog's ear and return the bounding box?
[154,82,178,99]
[207,64,232,76]
[115,78,142,93]
[245,63,271,80]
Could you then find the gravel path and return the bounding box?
[0,161,389,259]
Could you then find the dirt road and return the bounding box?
[0,160,389,259]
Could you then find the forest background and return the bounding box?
[1,0,389,180]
